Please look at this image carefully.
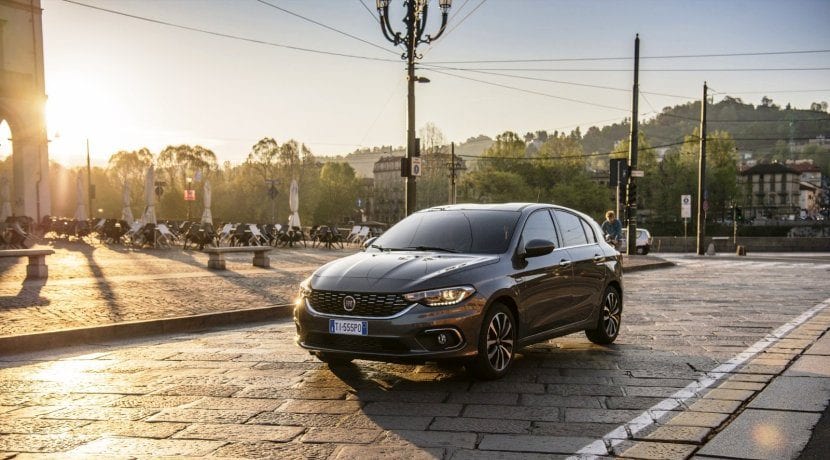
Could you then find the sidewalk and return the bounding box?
[0,241,348,352]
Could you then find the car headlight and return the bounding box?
[296,277,312,308]
[404,286,475,307]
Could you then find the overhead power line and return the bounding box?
[423,68,630,112]
[442,0,487,39]
[423,48,830,65]
[422,66,830,73]
[714,89,830,95]
[60,0,398,63]
[255,0,398,56]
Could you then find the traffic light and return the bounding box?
[627,180,637,208]
[735,206,743,222]
[400,158,410,177]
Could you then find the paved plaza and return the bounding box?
[0,245,829,458]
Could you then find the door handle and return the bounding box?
[559,260,572,268]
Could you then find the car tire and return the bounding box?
[641,245,650,255]
[585,286,622,345]
[469,302,516,380]
[315,352,353,366]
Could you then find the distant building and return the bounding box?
[787,159,823,218]
[740,162,801,220]
[372,156,405,225]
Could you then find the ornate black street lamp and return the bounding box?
[376,0,451,215]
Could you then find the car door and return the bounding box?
[512,209,575,336]
[553,210,607,325]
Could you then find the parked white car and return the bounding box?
[621,228,652,255]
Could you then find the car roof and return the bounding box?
[417,202,553,213]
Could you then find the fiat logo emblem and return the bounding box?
[343,296,356,312]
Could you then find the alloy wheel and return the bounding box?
[486,311,514,372]
[602,290,622,338]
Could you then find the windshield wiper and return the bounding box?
[401,246,458,253]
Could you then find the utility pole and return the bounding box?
[626,34,640,256]
[376,0,452,216]
[696,82,708,255]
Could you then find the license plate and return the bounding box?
[329,319,368,336]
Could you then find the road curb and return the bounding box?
[0,304,294,356]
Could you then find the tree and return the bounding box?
[810,101,829,112]
[157,144,218,219]
[246,137,280,181]
[419,122,446,155]
[106,148,154,218]
[459,170,533,203]
[313,162,360,224]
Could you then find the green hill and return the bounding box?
[581,97,830,157]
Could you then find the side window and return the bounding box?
[520,210,558,246]
[554,210,589,247]
[581,218,598,244]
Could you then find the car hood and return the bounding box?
[310,251,500,292]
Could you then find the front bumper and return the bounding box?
[294,294,487,363]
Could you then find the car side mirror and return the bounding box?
[362,237,378,250]
[521,239,555,258]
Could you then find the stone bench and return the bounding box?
[203,246,272,270]
[0,248,55,279]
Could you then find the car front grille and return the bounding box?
[306,332,409,353]
[307,290,411,317]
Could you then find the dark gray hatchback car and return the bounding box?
[294,203,623,379]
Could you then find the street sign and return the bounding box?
[411,157,422,177]
[630,170,644,178]
[681,194,692,218]
[184,189,196,201]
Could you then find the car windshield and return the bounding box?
[371,209,520,254]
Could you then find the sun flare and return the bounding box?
[46,71,126,166]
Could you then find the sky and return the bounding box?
[12,0,830,167]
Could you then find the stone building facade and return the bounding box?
[741,162,801,220]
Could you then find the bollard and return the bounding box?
[736,245,747,256]
[706,242,716,256]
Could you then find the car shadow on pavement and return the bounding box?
[294,338,729,458]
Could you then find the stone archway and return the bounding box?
[0,0,51,221]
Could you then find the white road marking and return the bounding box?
[568,297,830,458]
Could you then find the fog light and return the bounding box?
[416,328,463,351]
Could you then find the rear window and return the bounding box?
[373,210,520,254]
[554,210,589,247]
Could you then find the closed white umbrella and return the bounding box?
[74,175,88,221]
[288,179,300,228]
[143,164,156,224]
[121,182,134,225]
[201,180,212,225]
[0,176,11,221]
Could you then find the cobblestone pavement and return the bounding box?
[0,252,828,458]
[0,241,350,336]
[0,241,663,338]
